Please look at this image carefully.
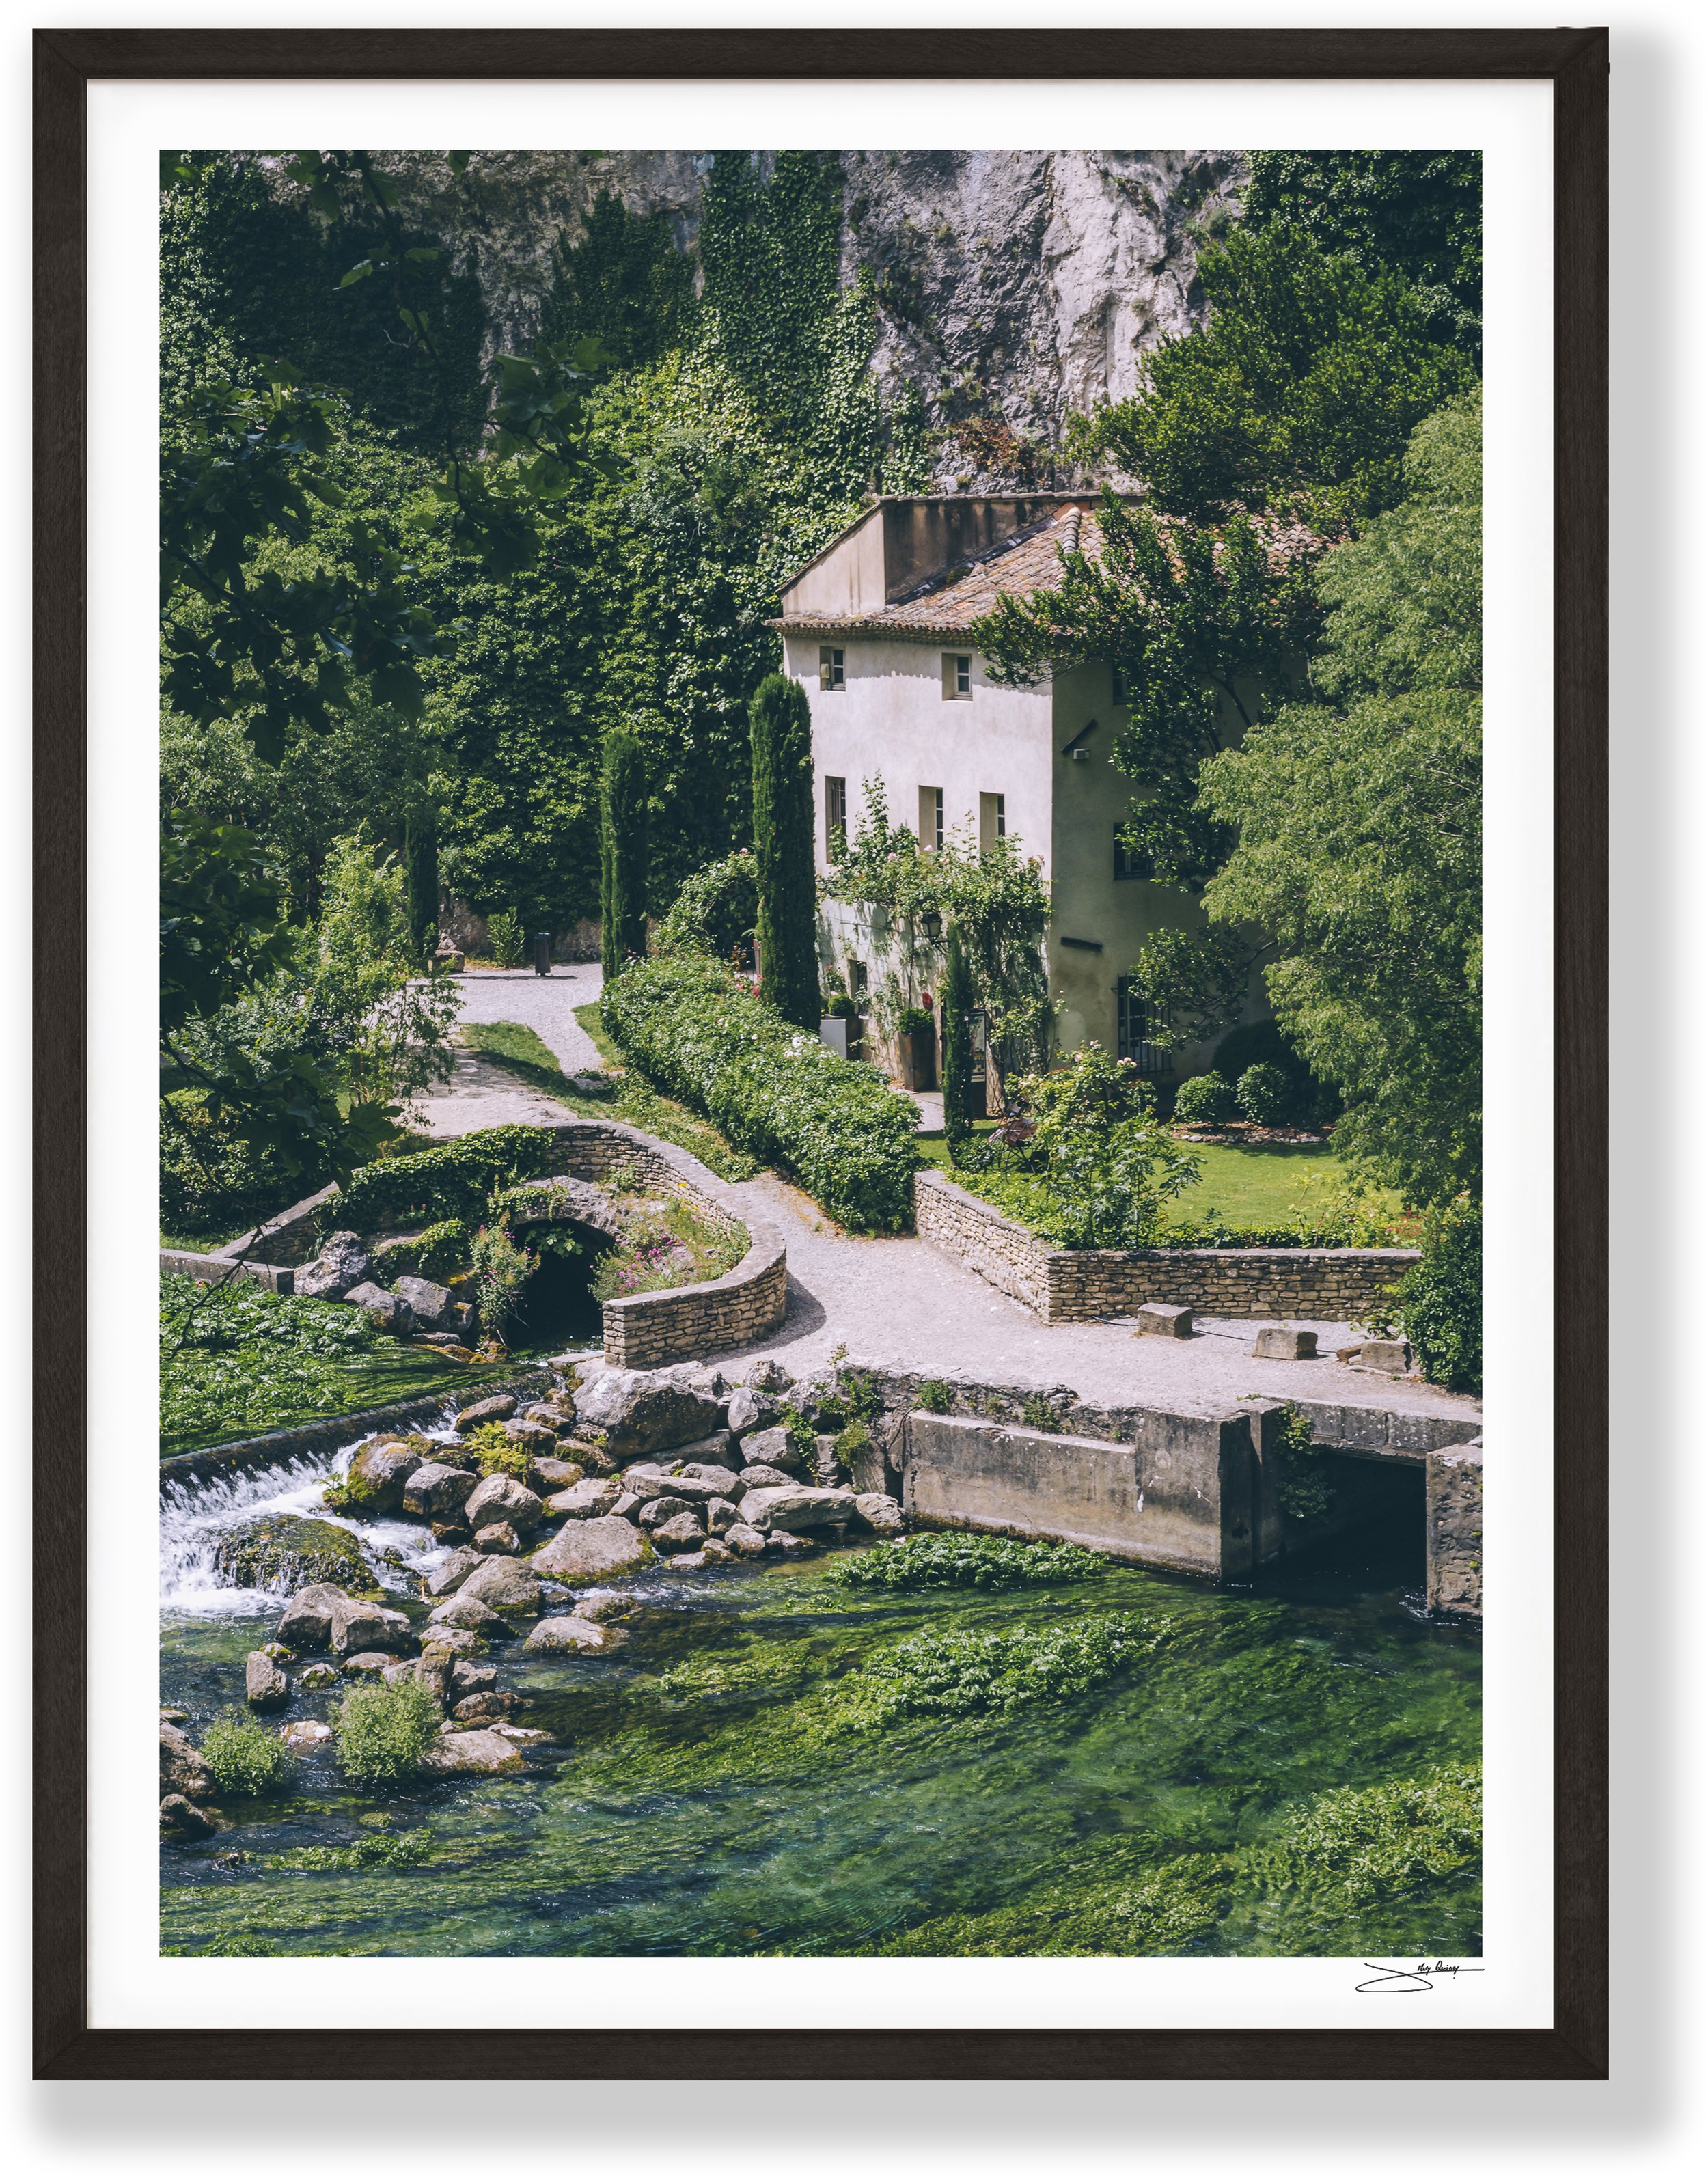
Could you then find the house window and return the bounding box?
[825,775,847,859]
[1114,821,1153,881]
[819,645,845,691]
[849,959,868,999]
[1116,977,1169,1075]
[918,785,944,851]
[979,792,1006,856]
[1112,665,1130,706]
[942,652,972,700]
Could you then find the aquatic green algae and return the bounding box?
[160,1545,1480,1961]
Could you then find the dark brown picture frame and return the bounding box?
[33,24,1608,2082]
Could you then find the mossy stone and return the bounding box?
[212,1514,381,1595]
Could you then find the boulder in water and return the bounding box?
[451,1691,519,1723]
[737,1485,857,1534]
[649,1511,707,1554]
[294,1230,370,1302]
[215,1515,377,1596]
[340,1651,395,1677]
[419,1729,525,1775]
[159,1722,215,1801]
[456,1394,516,1428]
[404,1463,479,1519]
[297,1661,338,1690]
[853,1492,905,1536]
[280,1718,333,1752]
[474,1521,521,1555]
[422,1546,484,1598]
[465,1471,545,1535]
[531,1515,652,1585]
[525,1613,626,1655]
[244,1651,289,1709]
[326,1594,413,1657]
[449,1659,497,1699]
[428,1591,507,1636]
[340,1440,424,1517]
[275,1582,350,1650]
[573,1369,727,1461]
[160,1793,216,1838]
[724,1524,767,1558]
[458,1555,544,1616]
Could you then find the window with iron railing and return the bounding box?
[1116,976,1170,1074]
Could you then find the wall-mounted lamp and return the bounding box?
[920,909,943,943]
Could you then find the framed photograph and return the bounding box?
[36,25,1607,2080]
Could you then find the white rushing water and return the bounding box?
[159,1412,467,1616]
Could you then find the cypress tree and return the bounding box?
[403,803,439,965]
[600,730,649,980]
[941,923,976,1156]
[748,672,818,1030]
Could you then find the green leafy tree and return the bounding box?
[747,673,818,1030]
[600,730,650,977]
[1243,151,1483,362]
[1069,223,1476,532]
[1007,1044,1201,1248]
[1198,396,1481,1204]
[940,923,977,1155]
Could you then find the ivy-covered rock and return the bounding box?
[213,1515,379,1595]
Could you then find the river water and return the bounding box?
[160,1434,1481,1959]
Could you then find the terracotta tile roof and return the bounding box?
[773,501,1317,640]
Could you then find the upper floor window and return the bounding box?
[942,652,972,700]
[825,775,848,860]
[819,645,845,691]
[1114,821,1153,881]
[919,785,944,851]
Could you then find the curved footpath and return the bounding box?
[419,964,1479,1426]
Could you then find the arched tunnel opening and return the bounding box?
[506,1224,614,1351]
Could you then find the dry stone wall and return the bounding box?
[915,1169,1418,1323]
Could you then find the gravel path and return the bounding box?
[415,963,1480,1424]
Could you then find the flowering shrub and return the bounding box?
[601,955,920,1232]
[589,1197,747,1302]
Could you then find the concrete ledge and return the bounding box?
[160,1249,296,1295]
[915,1168,1418,1323]
[1425,1439,1483,1616]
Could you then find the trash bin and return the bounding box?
[532,933,552,976]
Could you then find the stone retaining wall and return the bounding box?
[915,1168,1418,1323]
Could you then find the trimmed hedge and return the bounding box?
[334,1125,568,1233]
[601,954,920,1232]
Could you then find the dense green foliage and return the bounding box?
[748,674,818,1030]
[1235,1062,1289,1125]
[652,848,758,963]
[199,1710,294,1798]
[1394,1200,1482,1394]
[333,1677,442,1782]
[370,1219,471,1284]
[840,1614,1167,1726]
[1173,1071,1237,1127]
[601,954,920,1230]
[1200,398,1481,1203]
[598,729,650,977]
[940,924,977,1153]
[1243,152,1483,361]
[830,1532,1107,1592]
[333,1124,570,1232]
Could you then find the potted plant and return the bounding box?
[896,1003,937,1091]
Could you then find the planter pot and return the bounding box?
[819,1017,853,1060]
[899,1028,937,1092]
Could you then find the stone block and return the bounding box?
[1253,1325,1317,1360]
[1133,1302,1194,1339]
[1345,1338,1412,1376]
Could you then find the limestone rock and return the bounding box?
[706,1497,739,1536]
[852,1492,905,1536]
[215,1513,377,1595]
[342,1440,424,1516]
[525,1613,628,1655]
[567,1437,620,1476]
[724,1522,767,1558]
[327,1594,413,1656]
[734,1463,796,1492]
[274,1582,351,1651]
[404,1462,479,1519]
[340,1651,395,1677]
[422,1545,484,1598]
[530,1515,653,1584]
[456,1394,517,1427]
[294,1230,370,1302]
[419,1729,525,1775]
[297,1661,339,1691]
[765,1529,817,1556]
[413,1625,486,1659]
[428,1591,507,1636]
[650,1511,707,1553]
[1254,1325,1317,1361]
[845,1440,889,1496]
[700,1537,734,1565]
[244,1651,289,1709]
[663,1429,740,1471]
[724,1386,777,1437]
[465,1471,545,1535]
[450,1659,497,1700]
[574,1368,727,1461]
[529,1455,585,1494]
[1133,1302,1194,1338]
[474,1521,521,1555]
[160,1793,216,1837]
[458,1554,545,1615]
[573,1593,639,1623]
[344,1281,416,1336]
[452,1691,519,1723]
[547,1475,625,1519]
[738,1427,804,1476]
[737,1485,857,1534]
[394,1273,457,1331]
[665,1551,709,1571]
[159,1722,215,1801]
[611,1492,641,1521]
[637,1495,691,1528]
[279,1719,333,1752]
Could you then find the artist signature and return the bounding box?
[1355,1959,1485,1994]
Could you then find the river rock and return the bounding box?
[340,1651,395,1677]
[465,1472,545,1535]
[700,1537,734,1564]
[531,1515,653,1584]
[244,1651,289,1709]
[416,1439,479,1472]
[736,1485,857,1533]
[297,1661,338,1691]
[529,1455,585,1493]
[430,1518,473,1545]
[458,1555,544,1614]
[415,1626,486,1659]
[706,1497,739,1535]
[280,1718,333,1752]
[422,1546,484,1598]
[419,1729,525,1775]
[404,1462,479,1519]
[344,1280,415,1336]
[393,1273,457,1331]
[573,1593,638,1623]
[456,1394,517,1427]
[159,1722,215,1801]
[159,1706,188,1724]
[327,1594,414,1656]
[738,1427,804,1475]
[452,1691,519,1723]
[765,1530,817,1555]
[215,1515,377,1596]
[294,1230,370,1302]
[649,1511,706,1553]
[335,1440,422,1518]
[724,1386,778,1437]
[611,1491,641,1520]
[493,1724,555,1745]
[275,1582,351,1650]
[450,1659,497,1699]
[546,1476,624,1519]
[732,1463,795,1493]
[665,1551,708,1571]
[428,1591,508,1635]
[499,1418,558,1455]
[473,1521,521,1555]
[566,1436,620,1476]
[852,1492,905,1535]
[523,1401,575,1432]
[575,1368,727,1461]
[637,1495,691,1528]
[525,1612,627,1655]
[665,1429,741,1471]
[724,1522,767,1558]
[160,1793,216,1838]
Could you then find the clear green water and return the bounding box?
[160,1515,1480,1959]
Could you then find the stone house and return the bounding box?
[773,493,1262,1089]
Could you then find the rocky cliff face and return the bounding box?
[309,148,1245,479]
